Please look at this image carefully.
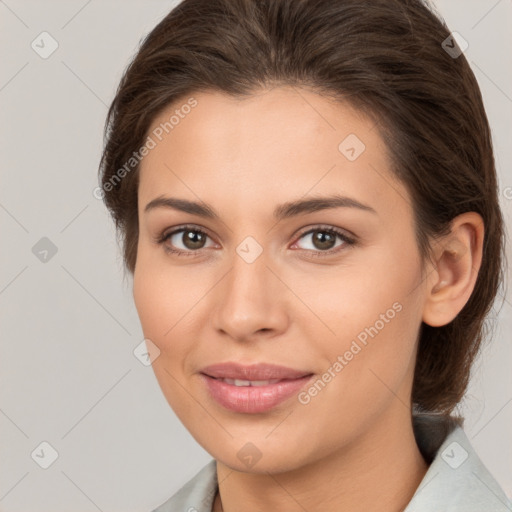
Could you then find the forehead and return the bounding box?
[138,86,409,221]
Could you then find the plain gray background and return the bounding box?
[1,0,511,510]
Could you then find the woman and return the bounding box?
[98,0,511,510]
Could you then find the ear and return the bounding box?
[422,212,484,327]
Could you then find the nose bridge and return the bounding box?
[232,238,271,293]
[211,239,288,340]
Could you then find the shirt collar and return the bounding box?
[404,413,511,511]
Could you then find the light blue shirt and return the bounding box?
[152,414,512,511]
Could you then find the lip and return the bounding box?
[200,362,313,413]
[201,362,311,380]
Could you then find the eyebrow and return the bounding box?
[144,193,377,220]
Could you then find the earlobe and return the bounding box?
[422,212,484,327]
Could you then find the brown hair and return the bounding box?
[98,0,506,415]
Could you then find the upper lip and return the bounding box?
[200,362,312,380]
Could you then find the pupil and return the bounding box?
[184,230,205,249]
[314,231,335,250]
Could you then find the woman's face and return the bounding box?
[134,86,429,473]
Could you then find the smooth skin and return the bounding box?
[133,86,484,512]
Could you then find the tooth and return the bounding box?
[233,379,251,386]
[221,378,282,386]
[250,380,268,386]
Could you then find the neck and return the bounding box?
[213,405,428,512]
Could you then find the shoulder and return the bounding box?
[151,459,218,512]
[405,413,512,511]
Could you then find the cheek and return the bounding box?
[299,239,424,402]
[132,255,202,416]
[133,245,202,341]
[298,241,422,348]
[133,264,168,342]
[132,248,222,394]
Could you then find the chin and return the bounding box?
[196,432,320,475]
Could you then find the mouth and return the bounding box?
[211,378,284,386]
[199,362,314,413]
[200,361,311,380]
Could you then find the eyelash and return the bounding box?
[155,224,356,259]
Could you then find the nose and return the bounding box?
[211,246,290,343]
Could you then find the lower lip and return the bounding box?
[201,374,313,413]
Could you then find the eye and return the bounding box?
[156,224,356,258]
[291,225,355,257]
[156,225,216,256]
